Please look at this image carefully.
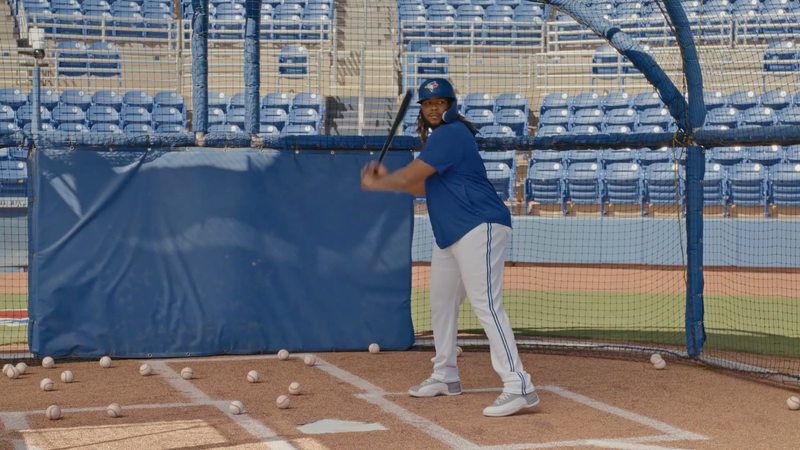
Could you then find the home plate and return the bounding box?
[297,419,387,435]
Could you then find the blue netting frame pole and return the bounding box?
[244,0,261,135]
[191,0,209,132]
[662,1,707,356]
[32,58,41,135]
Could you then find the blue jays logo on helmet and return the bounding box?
[417,78,460,123]
[425,81,439,92]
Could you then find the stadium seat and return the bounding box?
[703,162,727,207]
[260,108,289,130]
[36,89,60,111]
[786,144,800,162]
[539,108,570,128]
[278,46,309,75]
[565,162,603,209]
[0,161,28,196]
[88,42,121,77]
[91,123,122,133]
[209,124,242,133]
[645,162,685,206]
[591,46,621,76]
[633,92,664,112]
[207,108,225,126]
[602,92,633,111]
[0,106,16,124]
[605,162,643,210]
[728,162,768,213]
[157,124,186,133]
[123,124,154,133]
[456,4,483,18]
[761,90,791,111]
[747,145,784,166]
[571,92,601,112]
[540,93,571,115]
[23,123,53,132]
[464,93,494,113]
[495,93,528,114]
[259,124,280,136]
[154,92,185,111]
[477,125,515,137]
[0,88,28,110]
[51,104,86,124]
[16,105,51,126]
[709,146,747,166]
[601,148,639,168]
[769,163,800,207]
[225,109,246,129]
[86,105,120,127]
[763,41,798,73]
[780,106,800,125]
[465,109,494,128]
[292,92,324,113]
[56,123,89,132]
[485,162,514,202]
[111,11,146,38]
[142,1,171,15]
[569,125,600,136]
[741,106,777,127]
[144,13,176,39]
[208,92,230,112]
[288,108,319,126]
[110,0,140,14]
[120,106,152,126]
[52,0,79,11]
[637,107,673,130]
[729,90,760,111]
[56,42,89,77]
[152,107,184,127]
[60,89,92,111]
[124,91,154,112]
[495,108,527,135]
[211,12,245,40]
[228,93,246,111]
[92,91,123,111]
[703,91,727,111]
[535,125,566,137]
[604,108,637,130]
[0,122,19,134]
[263,93,292,113]
[280,124,317,136]
[564,150,599,165]
[705,108,740,129]
[529,150,562,166]
[571,108,604,129]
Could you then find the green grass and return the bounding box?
[1,294,28,311]
[0,294,28,346]
[411,289,800,358]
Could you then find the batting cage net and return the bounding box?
[0,0,798,387]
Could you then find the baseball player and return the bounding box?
[360,78,538,417]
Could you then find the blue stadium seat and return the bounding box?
[0,106,16,124]
[539,108,570,128]
[604,108,637,130]
[211,12,245,40]
[208,92,230,112]
[88,42,121,77]
[142,1,171,14]
[571,108,604,129]
[637,107,673,130]
[565,162,603,209]
[292,92,324,113]
[564,150,599,165]
[540,92,570,115]
[124,124,154,133]
[464,93,494,113]
[209,124,242,133]
[485,4,513,17]
[57,123,89,132]
[280,124,317,136]
[23,123,54,132]
[470,0,494,6]
[92,91,123,111]
[747,145,784,166]
[703,91,727,111]
[569,125,600,136]
[769,163,800,207]
[535,125,566,137]
[602,92,633,111]
[110,0,140,14]
[157,124,186,133]
[708,146,746,165]
[780,106,800,125]
[260,108,288,130]
[465,109,494,128]
[703,163,727,208]
[0,122,19,134]
[728,162,768,213]
[484,162,514,202]
[273,13,304,40]
[446,0,470,6]
[495,0,520,7]
[645,162,685,206]
[480,150,514,168]
[571,92,601,112]
[477,125,515,137]
[741,106,777,127]
[36,89,60,111]
[529,150,563,165]
[208,108,226,125]
[288,108,320,127]
[259,124,280,137]
[154,92,185,111]
[51,104,86,124]
[605,162,643,211]
[144,13,176,39]
[16,105,51,126]
[591,46,620,76]
[228,93,246,111]
[427,4,456,15]
[111,12,146,38]
[52,0,80,11]
[124,91,154,112]
[456,4,483,18]
[761,90,791,111]
[7,148,27,161]
[763,41,798,73]
[152,107,184,127]
[516,2,545,16]
[729,90,760,111]
[226,109,246,128]
[705,108,740,129]
[91,123,122,133]
[263,93,292,113]
[82,10,113,36]
[495,109,526,135]
[275,2,303,15]
[23,0,51,13]
[633,92,664,112]
[86,105,120,127]
[60,89,92,110]
[601,148,639,167]
[495,93,528,114]
[0,89,28,110]
[0,161,28,196]
[305,2,331,15]
[56,42,89,76]
[121,106,152,126]
[279,46,309,76]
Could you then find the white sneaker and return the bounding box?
[408,377,462,398]
[482,391,539,417]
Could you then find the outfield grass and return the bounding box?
[411,289,800,358]
[0,294,28,346]
[1,293,28,311]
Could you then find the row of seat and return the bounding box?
[180,0,333,19]
[528,146,800,167]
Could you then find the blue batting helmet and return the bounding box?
[417,78,460,123]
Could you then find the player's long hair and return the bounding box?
[416,100,479,146]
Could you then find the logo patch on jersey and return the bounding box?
[425,81,438,92]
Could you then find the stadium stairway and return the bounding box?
[326,95,396,136]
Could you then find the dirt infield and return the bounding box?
[412,264,800,298]
[2,351,798,449]
[0,273,26,295]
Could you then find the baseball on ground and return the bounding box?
[15,362,27,375]
[650,353,663,364]
[278,349,290,360]
[61,370,74,383]
[369,343,380,354]
[788,396,800,411]
[289,382,302,395]
[99,356,112,368]
[2,363,9,373]
[247,370,259,383]
[139,364,152,376]
[276,395,290,409]
[229,401,245,415]
[42,357,55,368]
[456,346,463,356]
[181,367,193,380]
[40,378,54,391]
[5,366,19,379]
[303,355,316,366]
[653,359,667,370]
[107,403,122,418]
[46,405,61,420]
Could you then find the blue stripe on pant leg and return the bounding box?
[485,223,516,386]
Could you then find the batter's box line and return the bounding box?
[311,356,708,450]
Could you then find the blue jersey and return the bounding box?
[417,120,512,249]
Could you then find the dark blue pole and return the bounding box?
[191,0,208,132]
[243,0,261,135]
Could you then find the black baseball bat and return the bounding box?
[376,88,414,167]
